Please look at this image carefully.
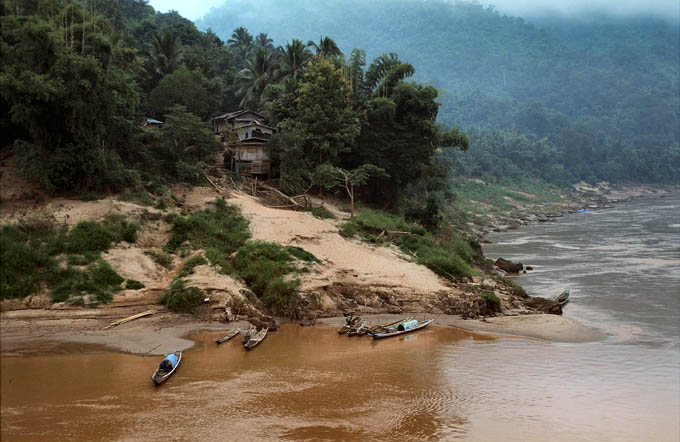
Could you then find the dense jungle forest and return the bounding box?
[1,0,678,232]
[1,0,470,227]
[198,0,680,184]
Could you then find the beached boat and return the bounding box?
[243,327,268,350]
[368,319,434,339]
[347,319,367,336]
[215,329,240,344]
[368,317,413,335]
[337,315,361,334]
[151,351,181,385]
[242,325,257,344]
[554,289,570,305]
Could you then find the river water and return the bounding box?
[2,196,679,441]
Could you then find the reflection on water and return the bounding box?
[2,325,679,441]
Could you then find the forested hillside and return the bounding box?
[198,0,680,184]
[1,0,469,229]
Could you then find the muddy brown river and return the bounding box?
[2,324,678,441]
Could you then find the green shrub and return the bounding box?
[177,255,207,277]
[232,242,299,312]
[66,221,113,253]
[103,215,140,243]
[310,207,335,219]
[338,222,358,238]
[504,277,527,297]
[160,279,204,313]
[67,252,100,266]
[165,198,250,254]
[482,292,501,304]
[1,225,56,299]
[285,246,321,263]
[144,250,173,269]
[205,247,234,274]
[48,260,122,304]
[125,279,145,290]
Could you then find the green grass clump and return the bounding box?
[482,291,501,305]
[310,207,336,219]
[177,255,208,277]
[66,216,139,254]
[285,246,321,263]
[1,216,134,303]
[165,198,250,254]
[102,214,140,243]
[160,279,204,313]
[66,221,114,253]
[504,277,527,298]
[48,260,123,304]
[125,279,145,290]
[144,250,173,269]
[232,242,300,313]
[338,209,475,281]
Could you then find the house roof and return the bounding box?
[211,109,266,122]
[145,118,164,124]
[238,120,276,131]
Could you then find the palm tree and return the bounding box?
[227,27,253,62]
[364,53,414,97]
[275,39,312,81]
[307,36,342,58]
[237,48,275,108]
[143,30,182,89]
[254,32,275,52]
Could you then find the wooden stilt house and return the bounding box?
[211,110,274,177]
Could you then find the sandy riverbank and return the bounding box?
[1,309,605,357]
[318,313,606,343]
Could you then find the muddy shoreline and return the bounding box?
[0,308,606,357]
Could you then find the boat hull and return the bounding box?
[369,319,434,339]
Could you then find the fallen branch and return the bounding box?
[104,310,156,329]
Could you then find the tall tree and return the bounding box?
[237,47,275,109]
[307,36,342,58]
[275,39,312,81]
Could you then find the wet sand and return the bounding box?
[1,308,605,358]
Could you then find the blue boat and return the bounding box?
[151,351,181,385]
[368,319,434,339]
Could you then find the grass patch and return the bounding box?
[503,277,527,298]
[232,242,300,314]
[144,250,173,269]
[177,255,208,277]
[339,209,475,281]
[285,246,321,263]
[160,279,204,313]
[125,279,145,290]
[49,260,123,304]
[482,291,501,305]
[1,217,133,303]
[310,207,336,219]
[165,198,250,254]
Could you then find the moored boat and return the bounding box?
[151,351,181,385]
[554,289,570,305]
[215,328,240,344]
[337,315,361,334]
[347,319,367,336]
[368,319,434,339]
[368,317,413,335]
[244,327,268,350]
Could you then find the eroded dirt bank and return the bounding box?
[1,182,602,353]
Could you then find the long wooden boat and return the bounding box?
[215,328,240,344]
[369,319,434,339]
[554,289,570,305]
[243,327,268,350]
[151,351,181,385]
[347,319,367,336]
[337,316,361,334]
[368,317,413,334]
[242,325,257,344]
